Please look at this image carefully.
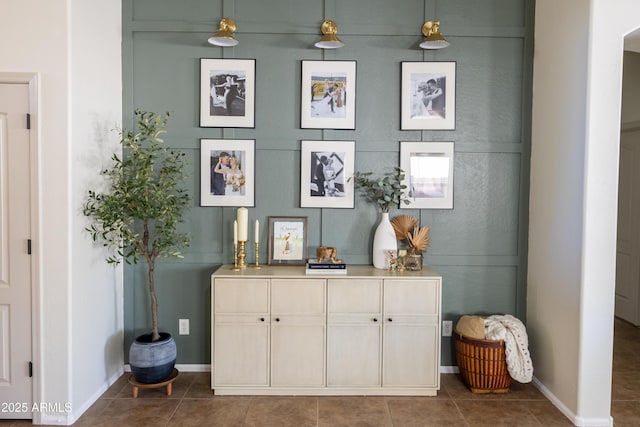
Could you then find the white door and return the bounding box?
[0,83,33,418]
[615,129,640,325]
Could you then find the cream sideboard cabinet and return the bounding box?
[211,265,442,396]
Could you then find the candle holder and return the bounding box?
[231,243,240,271]
[252,242,262,269]
[237,240,248,269]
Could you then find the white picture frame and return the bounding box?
[401,61,456,130]
[200,58,256,128]
[400,141,454,209]
[300,140,355,208]
[301,60,356,129]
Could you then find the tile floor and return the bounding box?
[1,318,638,426]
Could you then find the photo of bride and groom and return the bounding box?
[210,150,246,196]
[309,151,346,198]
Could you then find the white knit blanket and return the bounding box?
[484,314,533,383]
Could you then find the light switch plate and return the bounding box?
[442,320,453,336]
[179,318,190,335]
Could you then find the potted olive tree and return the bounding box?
[350,167,409,269]
[83,110,191,384]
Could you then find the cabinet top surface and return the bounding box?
[212,265,441,279]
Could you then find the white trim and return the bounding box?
[440,365,459,374]
[532,376,613,427]
[0,72,41,426]
[66,368,123,426]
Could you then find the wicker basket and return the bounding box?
[454,332,512,393]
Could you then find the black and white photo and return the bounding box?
[300,140,355,208]
[401,62,456,130]
[200,59,255,128]
[301,61,356,129]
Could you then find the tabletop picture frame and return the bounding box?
[300,140,355,208]
[200,58,256,128]
[401,61,456,130]
[400,141,454,209]
[301,60,356,129]
[200,139,255,207]
[267,216,308,265]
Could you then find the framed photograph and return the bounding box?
[401,62,456,130]
[267,216,308,265]
[200,139,255,207]
[200,58,256,128]
[300,140,355,208]
[400,142,454,209]
[301,60,356,129]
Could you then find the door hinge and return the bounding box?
[27,239,31,255]
[26,113,31,130]
[29,362,32,377]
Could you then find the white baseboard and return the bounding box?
[532,377,613,427]
[440,366,459,374]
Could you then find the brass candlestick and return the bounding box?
[231,242,240,271]
[252,242,262,269]
[237,240,247,269]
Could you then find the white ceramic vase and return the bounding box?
[372,212,397,269]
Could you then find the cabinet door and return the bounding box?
[214,320,270,386]
[270,279,326,387]
[327,279,382,387]
[213,278,270,387]
[382,279,441,388]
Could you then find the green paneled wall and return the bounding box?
[122,0,534,365]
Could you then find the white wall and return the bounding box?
[529,0,640,425]
[69,0,123,424]
[0,0,122,425]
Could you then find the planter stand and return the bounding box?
[128,368,179,398]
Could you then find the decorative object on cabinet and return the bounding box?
[300,140,355,208]
[200,58,255,128]
[200,139,255,207]
[350,168,409,269]
[301,60,356,129]
[267,216,308,265]
[83,110,190,384]
[208,17,239,47]
[391,214,430,271]
[314,20,344,49]
[401,61,456,130]
[419,21,450,50]
[399,141,454,209]
[211,265,442,395]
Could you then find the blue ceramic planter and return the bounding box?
[129,332,176,384]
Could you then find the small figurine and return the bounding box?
[316,246,342,264]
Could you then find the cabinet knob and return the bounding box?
[275,317,280,322]
[387,318,393,322]
[260,317,265,322]
[372,318,378,322]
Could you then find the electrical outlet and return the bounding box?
[179,319,190,335]
[442,320,453,337]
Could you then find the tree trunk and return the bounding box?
[148,259,160,342]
